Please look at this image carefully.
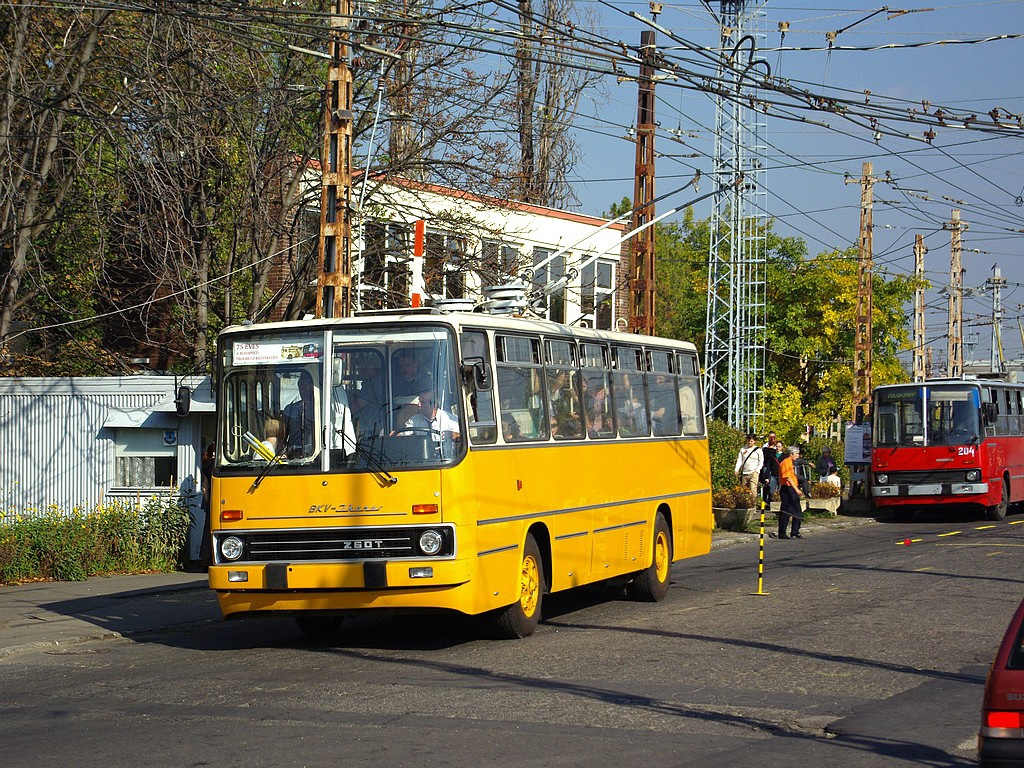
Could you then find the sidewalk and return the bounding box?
[0,571,217,660]
[0,512,875,660]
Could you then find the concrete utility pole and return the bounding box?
[988,264,1006,374]
[316,0,354,319]
[628,25,658,335]
[913,234,927,382]
[944,209,966,378]
[849,162,874,424]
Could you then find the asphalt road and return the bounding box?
[1,512,1021,768]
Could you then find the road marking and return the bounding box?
[895,538,923,544]
[913,566,933,572]
[975,525,997,530]
[938,531,961,537]
[1011,520,1024,526]
[936,542,1024,547]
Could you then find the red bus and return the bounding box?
[871,379,1024,520]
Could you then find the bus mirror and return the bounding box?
[174,386,191,417]
[462,357,492,391]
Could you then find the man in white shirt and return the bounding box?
[402,389,461,443]
[734,433,764,496]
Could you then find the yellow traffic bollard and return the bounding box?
[751,500,770,596]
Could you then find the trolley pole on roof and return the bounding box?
[628,23,658,335]
[317,0,354,319]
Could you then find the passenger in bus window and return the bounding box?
[393,348,428,399]
[350,354,388,438]
[585,379,613,437]
[678,379,700,434]
[261,417,282,456]
[282,370,317,457]
[501,413,521,442]
[548,370,582,438]
[649,374,681,436]
[615,373,647,435]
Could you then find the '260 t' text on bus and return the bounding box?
[872,378,1024,521]
[208,309,713,638]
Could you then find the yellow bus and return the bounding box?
[209,310,712,638]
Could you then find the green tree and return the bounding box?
[641,208,917,431]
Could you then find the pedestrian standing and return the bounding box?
[734,433,764,497]
[778,445,805,539]
[760,431,780,507]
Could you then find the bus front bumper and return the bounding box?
[208,559,473,617]
[872,482,989,499]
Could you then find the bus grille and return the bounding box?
[233,526,454,563]
[881,470,968,484]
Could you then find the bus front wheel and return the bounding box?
[629,513,672,602]
[987,478,1010,521]
[492,534,544,639]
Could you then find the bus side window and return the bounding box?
[461,330,496,445]
[497,335,547,441]
[678,375,703,436]
[612,346,648,437]
[1005,389,1017,436]
[580,342,613,439]
[647,350,681,437]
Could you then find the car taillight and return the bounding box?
[986,710,1024,728]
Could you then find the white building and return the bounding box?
[351,178,629,327]
[0,375,214,561]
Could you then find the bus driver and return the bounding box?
[398,388,461,443]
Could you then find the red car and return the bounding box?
[980,598,1024,767]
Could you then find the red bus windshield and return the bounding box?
[874,383,981,448]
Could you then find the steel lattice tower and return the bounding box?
[703,0,767,431]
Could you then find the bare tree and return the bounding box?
[0,3,114,346]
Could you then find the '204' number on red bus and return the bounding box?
[957,446,976,457]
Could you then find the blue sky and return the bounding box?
[563,0,1024,365]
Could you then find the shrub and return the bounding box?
[810,482,842,499]
[0,497,191,585]
[713,486,758,509]
[712,489,734,509]
[731,486,758,509]
[708,419,747,492]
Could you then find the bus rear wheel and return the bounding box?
[629,513,672,602]
[987,478,1010,521]
[492,534,544,639]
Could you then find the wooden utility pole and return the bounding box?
[316,0,354,319]
[913,234,927,382]
[944,209,966,378]
[849,162,874,424]
[628,28,657,335]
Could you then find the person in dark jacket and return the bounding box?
[815,446,841,488]
[760,431,780,507]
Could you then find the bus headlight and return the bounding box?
[875,474,888,485]
[966,469,981,482]
[418,530,443,556]
[220,536,245,561]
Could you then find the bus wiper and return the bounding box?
[350,431,398,486]
[243,431,284,492]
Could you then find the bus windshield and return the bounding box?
[874,384,980,447]
[218,325,462,472]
